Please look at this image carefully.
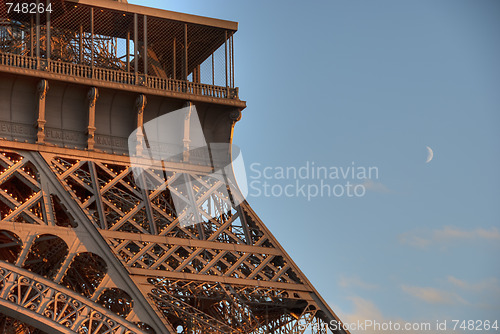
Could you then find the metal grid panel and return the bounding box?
[49,3,134,70]
[0,1,235,87]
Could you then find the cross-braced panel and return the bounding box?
[0,149,343,333]
[42,153,342,333]
[0,152,45,225]
[46,155,303,284]
[0,150,166,333]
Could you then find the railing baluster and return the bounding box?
[0,51,237,100]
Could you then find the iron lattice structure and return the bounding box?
[0,1,348,333]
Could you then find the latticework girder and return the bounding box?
[0,147,346,333]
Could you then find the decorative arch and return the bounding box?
[22,234,69,279]
[0,262,148,334]
[60,252,108,298]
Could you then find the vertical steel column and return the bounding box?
[87,87,98,150]
[225,30,228,87]
[126,31,130,72]
[231,35,235,88]
[35,0,40,59]
[143,15,148,76]
[46,0,50,60]
[36,80,49,144]
[212,53,215,86]
[229,35,232,88]
[90,8,94,69]
[183,101,192,162]
[30,16,34,57]
[134,94,147,157]
[79,25,83,63]
[135,94,156,234]
[134,13,138,76]
[173,37,176,80]
[184,24,188,81]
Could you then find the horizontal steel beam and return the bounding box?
[0,142,213,174]
[130,268,313,292]
[101,230,284,256]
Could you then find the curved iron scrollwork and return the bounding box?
[0,261,147,334]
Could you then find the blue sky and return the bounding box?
[131,1,500,331]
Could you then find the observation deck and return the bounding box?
[0,0,244,107]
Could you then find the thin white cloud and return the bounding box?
[332,297,415,334]
[434,226,500,241]
[399,226,500,248]
[338,275,379,290]
[330,296,458,334]
[401,285,466,305]
[398,233,431,248]
[359,179,392,193]
[447,276,500,293]
[447,276,500,310]
[327,277,500,334]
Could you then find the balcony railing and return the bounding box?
[0,51,238,100]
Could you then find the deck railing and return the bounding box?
[0,52,238,100]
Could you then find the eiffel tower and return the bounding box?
[0,1,348,333]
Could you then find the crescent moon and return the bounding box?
[426,146,433,163]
